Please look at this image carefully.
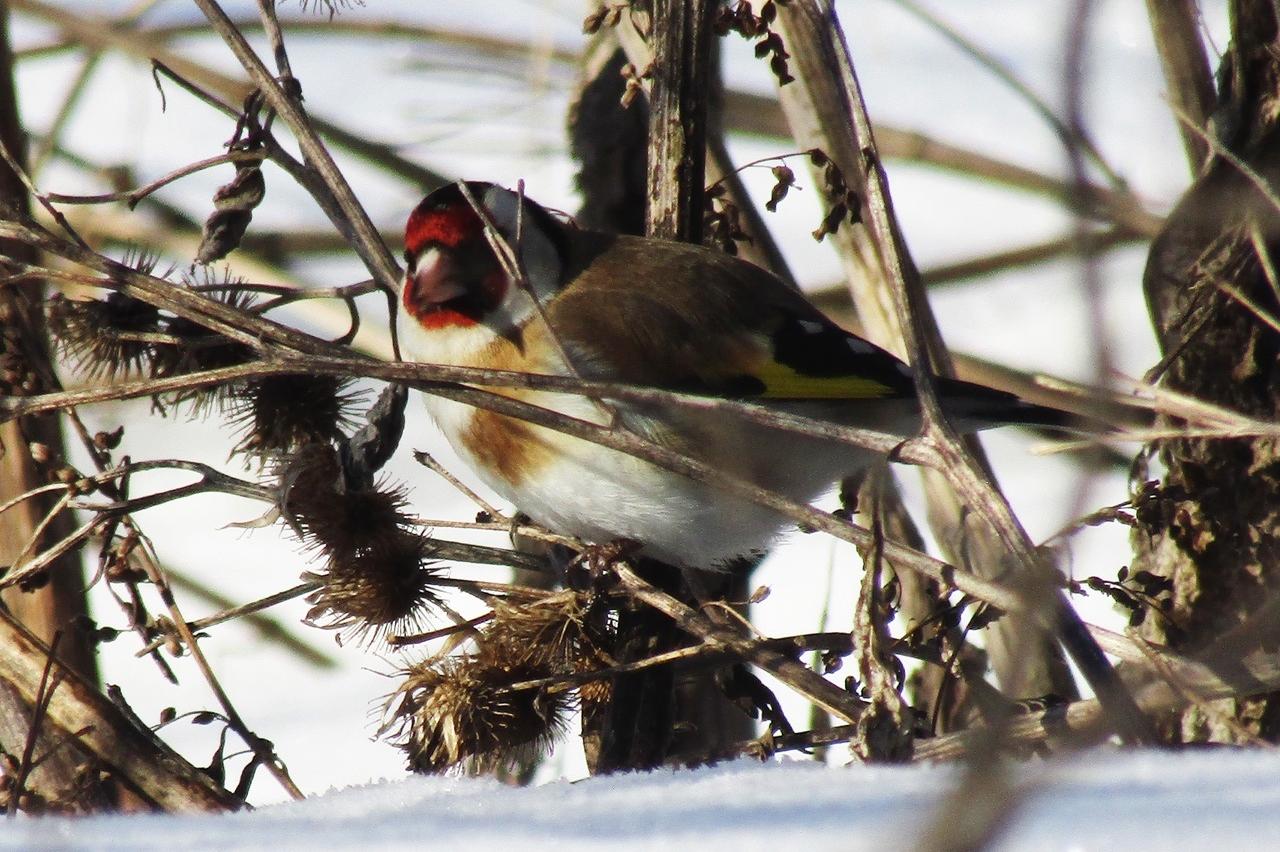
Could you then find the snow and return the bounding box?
[9,750,1280,850]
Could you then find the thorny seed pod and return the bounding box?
[303,528,443,645]
[227,374,364,459]
[279,444,412,556]
[478,591,616,711]
[298,0,360,14]
[482,591,612,676]
[47,292,161,379]
[150,286,257,412]
[382,655,569,774]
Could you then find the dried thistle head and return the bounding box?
[279,444,412,556]
[47,292,161,379]
[148,282,258,417]
[481,591,616,711]
[296,0,364,16]
[574,660,613,711]
[483,591,611,674]
[304,528,442,645]
[382,654,569,774]
[227,374,364,459]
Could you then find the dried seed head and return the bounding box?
[196,164,266,265]
[575,663,613,710]
[150,284,257,415]
[766,165,796,212]
[279,444,412,556]
[481,591,615,711]
[92,427,125,451]
[47,292,161,379]
[482,591,610,674]
[382,655,569,774]
[298,0,362,15]
[227,374,364,459]
[304,528,442,644]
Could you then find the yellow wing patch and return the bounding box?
[752,359,896,400]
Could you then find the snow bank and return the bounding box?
[9,749,1280,851]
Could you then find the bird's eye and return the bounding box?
[403,249,415,271]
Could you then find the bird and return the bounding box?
[397,181,1073,569]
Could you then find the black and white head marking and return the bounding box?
[477,184,567,306]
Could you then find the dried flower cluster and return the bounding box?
[713,1,794,86]
[284,444,443,645]
[704,183,752,255]
[47,277,362,458]
[702,150,808,254]
[383,591,614,773]
[806,149,861,242]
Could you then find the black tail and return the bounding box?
[937,377,1085,433]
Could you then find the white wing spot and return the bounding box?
[484,186,521,237]
[797,320,825,334]
[845,336,875,355]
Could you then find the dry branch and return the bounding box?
[775,0,1146,741]
[0,608,239,811]
[614,562,865,725]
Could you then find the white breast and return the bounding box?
[399,309,867,568]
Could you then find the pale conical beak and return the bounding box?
[408,247,468,307]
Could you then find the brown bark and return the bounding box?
[570,3,754,772]
[644,0,714,244]
[0,5,106,810]
[1134,0,1280,743]
[0,609,239,811]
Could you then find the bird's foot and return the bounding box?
[564,538,642,591]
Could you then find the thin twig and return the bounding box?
[499,631,854,696]
[412,517,581,550]
[130,532,305,800]
[191,0,402,359]
[387,613,492,648]
[134,582,319,658]
[1171,103,1280,217]
[412,449,507,523]
[7,633,63,818]
[42,151,264,208]
[614,561,866,725]
[789,0,1150,744]
[0,610,239,810]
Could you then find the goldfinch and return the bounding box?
[398,182,1067,568]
